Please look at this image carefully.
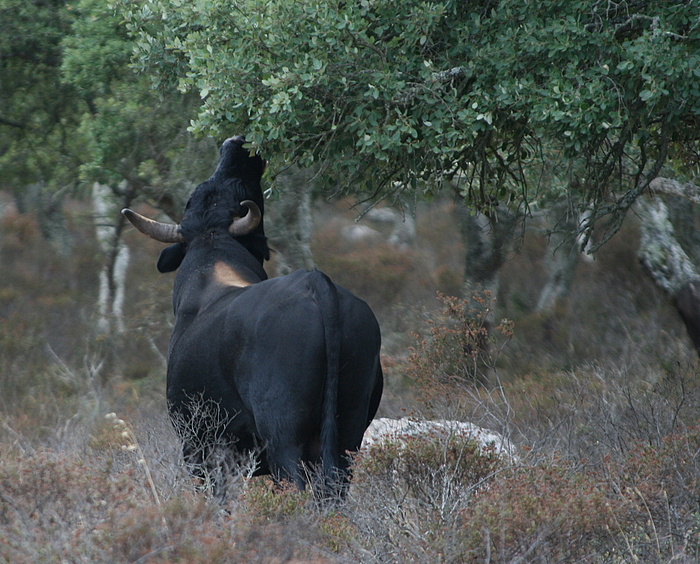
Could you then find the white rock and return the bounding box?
[362,417,518,462]
[341,224,381,243]
[365,207,400,224]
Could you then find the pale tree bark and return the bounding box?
[92,181,131,337]
[637,196,698,295]
[666,195,700,267]
[266,166,316,276]
[649,177,700,206]
[536,201,582,315]
[636,194,700,354]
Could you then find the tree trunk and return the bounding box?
[536,201,581,315]
[15,182,72,257]
[636,195,700,354]
[456,204,516,301]
[454,203,517,383]
[92,182,131,338]
[674,280,700,355]
[665,194,700,267]
[636,196,698,296]
[266,166,316,276]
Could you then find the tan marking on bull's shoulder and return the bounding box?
[213,261,252,288]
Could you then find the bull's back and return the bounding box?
[166,271,330,422]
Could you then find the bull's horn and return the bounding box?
[122,209,185,243]
[229,200,261,236]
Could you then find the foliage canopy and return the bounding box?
[0,0,213,221]
[0,0,80,192]
[121,0,700,241]
[61,0,215,216]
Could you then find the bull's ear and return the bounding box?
[157,243,186,273]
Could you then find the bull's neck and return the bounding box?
[171,236,267,320]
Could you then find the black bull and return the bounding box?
[123,137,383,496]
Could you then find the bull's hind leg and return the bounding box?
[267,441,306,491]
[182,440,206,482]
[181,440,230,500]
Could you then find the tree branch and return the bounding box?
[394,66,468,107]
[0,116,25,129]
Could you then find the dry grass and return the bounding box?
[3,352,699,563]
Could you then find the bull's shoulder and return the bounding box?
[212,261,256,288]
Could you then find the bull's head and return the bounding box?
[121,200,262,244]
[122,136,269,273]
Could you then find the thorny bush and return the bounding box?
[408,291,513,392]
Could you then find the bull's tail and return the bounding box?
[309,270,342,495]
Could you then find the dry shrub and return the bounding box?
[241,479,313,523]
[0,431,339,563]
[607,426,700,562]
[346,431,507,562]
[461,463,613,563]
[497,360,700,464]
[234,480,347,562]
[169,394,259,500]
[358,434,503,513]
[0,449,144,563]
[345,424,700,563]
[407,292,513,393]
[319,512,356,553]
[458,425,700,563]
